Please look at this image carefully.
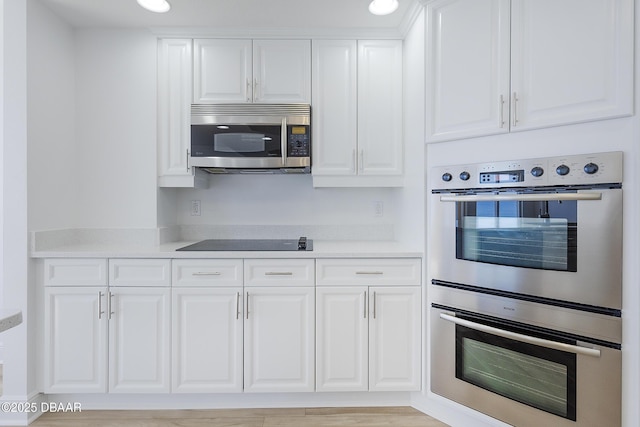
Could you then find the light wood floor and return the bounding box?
[31,407,450,427]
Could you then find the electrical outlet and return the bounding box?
[373,201,384,217]
[191,200,201,216]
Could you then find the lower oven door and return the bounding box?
[430,306,621,427]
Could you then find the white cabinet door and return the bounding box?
[316,286,368,392]
[311,40,358,176]
[193,39,311,104]
[172,288,243,393]
[253,40,311,103]
[510,0,633,131]
[425,0,511,142]
[193,39,252,103]
[44,287,108,393]
[109,287,171,393]
[244,287,315,392]
[357,40,403,176]
[158,39,207,188]
[368,286,421,391]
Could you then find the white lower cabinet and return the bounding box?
[44,286,108,393]
[43,259,171,394]
[315,259,421,392]
[108,287,171,393]
[172,287,243,393]
[44,257,420,396]
[316,286,421,391]
[243,287,315,392]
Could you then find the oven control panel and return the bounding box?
[432,151,623,190]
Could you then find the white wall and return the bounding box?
[1,0,33,425]
[27,0,76,231]
[174,175,398,238]
[74,28,158,229]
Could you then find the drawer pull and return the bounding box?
[356,271,384,275]
[265,272,293,276]
[192,272,222,276]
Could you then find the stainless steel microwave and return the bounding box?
[190,103,311,174]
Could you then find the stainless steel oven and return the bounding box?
[429,152,623,426]
[430,151,623,311]
[431,284,621,427]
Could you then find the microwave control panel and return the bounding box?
[287,125,310,157]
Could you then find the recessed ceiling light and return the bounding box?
[369,0,399,15]
[137,0,171,13]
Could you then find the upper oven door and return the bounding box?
[190,120,285,169]
[430,188,622,310]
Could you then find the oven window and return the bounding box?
[456,197,577,271]
[191,125,282,158]
[456,325,576,421]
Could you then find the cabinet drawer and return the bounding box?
[316,258,421,286]
[172,259,243,287]
[244,259,315,287]
[109,259,171,287]
[43,259,107,286]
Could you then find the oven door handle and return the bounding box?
[439,192,602,202]
[439,313,601,358]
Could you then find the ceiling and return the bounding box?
[38,0,419,33]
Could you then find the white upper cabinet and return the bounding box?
[312,40,403,187]
[510,0,634,131]
[357,40,403,176]
[193,39,252,103]
[426,0,634,142]
[194,39,311,104]
[253,40,311,103]
[157,39,207,188]
[425,0,510,141]
[311,40,358,176]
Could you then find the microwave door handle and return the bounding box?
[439,313,601,358]
[439,192,602,203]
[281,117,287,168]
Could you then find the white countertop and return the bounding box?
[31,240,423,259]
[0,310,22,333]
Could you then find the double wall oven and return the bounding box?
[429,152,623,427]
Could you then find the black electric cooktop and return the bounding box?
[176,237,313,252]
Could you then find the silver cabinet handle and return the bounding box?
[108,292,115,319]
[363,292,367,319]
[439,192,602,203]
[265,272,293,276]
[245,292,250,319]
[236,292,241,320]
[372,291,377,319]
[512,92,519,127]
[356,271,384,275]
[246,78,251,102]
[359,149,364,172]
[98,291,105,319]
[499,94,505,128]
[186,149,191,172]
[352,149,357,173]
[253,78,259,102]
[192,272,222,276]
[439,313,601,358]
